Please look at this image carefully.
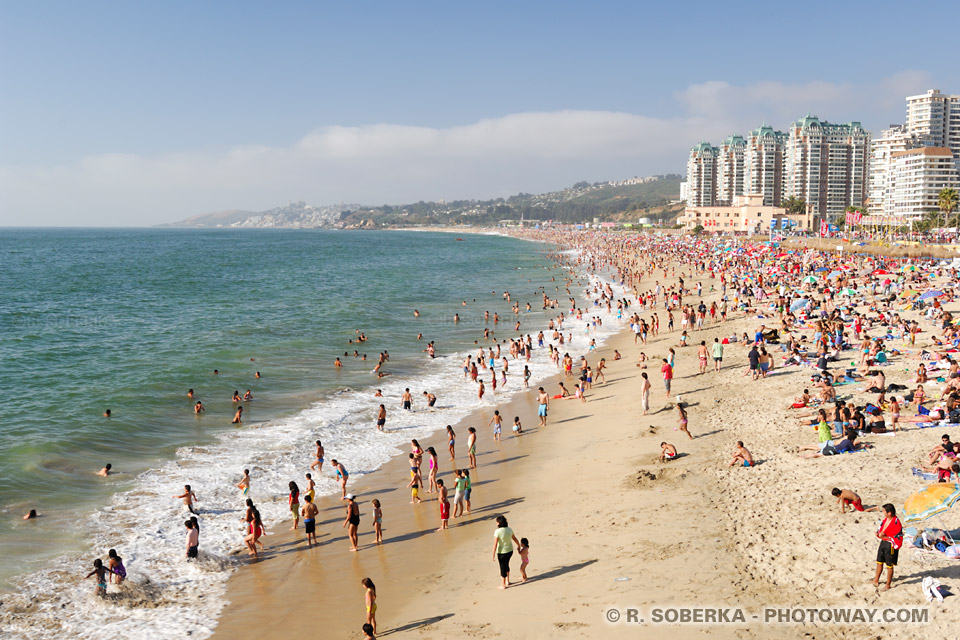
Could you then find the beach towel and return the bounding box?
[912,468,938,480]
[917,422,960,429]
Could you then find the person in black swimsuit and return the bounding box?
[343,494,360,551]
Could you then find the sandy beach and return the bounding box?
[209,236,960,640]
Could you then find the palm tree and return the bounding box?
[780,197,807,216]
[939,187,959,231]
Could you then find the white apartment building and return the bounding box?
[717,135,746,205]
[906,89,960,161]
[679,180,690,203]
[687,142,718,207]
[785,115,869,220]
[888,147,959,220]
[867,125,921,215]
[745,125,787,207]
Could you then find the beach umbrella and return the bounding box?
[815,267,829,272]
[902,265,918,273]
[789,298,809,312]
[899,289,919,298]
[903,484,960,523]
[802,275,818,284]
[873,269,890,276]
[838,288,858,296]
[920,290,944,300]
[826,270,842,280]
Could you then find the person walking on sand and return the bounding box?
[537,387,549,427]
[302,494,319,547]
[728,441,753,467]
[518,537,530,582]
[677,403,692,439]
[492,515,521,589]
[640,372,651,415]
[872,504,903,591]
[467,427,477,469]
[343,494,360,551]
[362,577,378,635]
[332,459,349,499]
[437,479,450,531]
[661,358,673,398]
[311,440,325,472]
[712,337,724,372]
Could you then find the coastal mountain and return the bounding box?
[161,174,683,228]
[160,201,360,228]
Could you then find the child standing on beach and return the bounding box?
[518,537,530,582]
[372,499,383,544]
[489,410,503,442]
[467,428,477,469]
[362,577,377,635]
[437,479,450,530]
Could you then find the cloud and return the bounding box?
[0,72,937,226]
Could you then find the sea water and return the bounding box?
[0,228,623,639]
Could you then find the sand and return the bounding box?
[213,260,954,640]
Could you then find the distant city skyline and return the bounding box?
[1,1,957,226]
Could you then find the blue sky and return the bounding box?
[1,0,957,225]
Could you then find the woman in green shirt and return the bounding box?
[491,515,521,589]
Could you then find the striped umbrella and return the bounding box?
[903,483,960,523]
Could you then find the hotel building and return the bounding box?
[687,142,718,207]
[745,125,787,207]
[785,116,869,220]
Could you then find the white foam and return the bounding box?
[0,270,627,640]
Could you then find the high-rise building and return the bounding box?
[687,142,718,207]
[867,125,921,215]
[905,89,960,160]
[888,147,960,220]
[716,135,746,205]
[745,125,787,207]
[785,115,869,220]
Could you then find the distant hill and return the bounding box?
[160,174,683,228]
[160,201,361,228]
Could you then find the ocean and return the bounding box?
[0,228,622,639]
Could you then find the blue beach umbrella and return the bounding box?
[790,298,810,313]
[920,290,944,300]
